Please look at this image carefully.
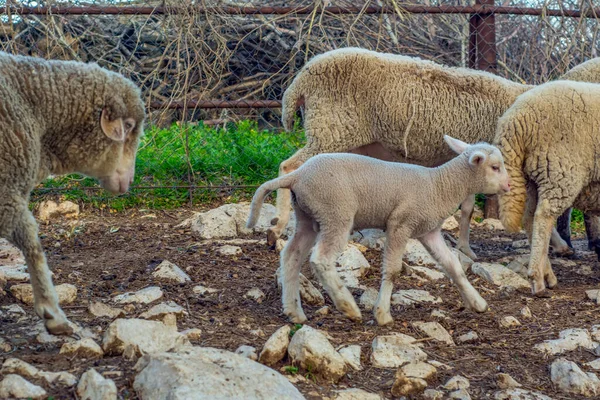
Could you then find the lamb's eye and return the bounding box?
[492,165,500,172]
[124,121,134,131]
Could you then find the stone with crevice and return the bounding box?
[259,325,291,367]
[550,358,600,397]
[370,333,427,369]
[535,328,596,355]
[77,368,118,400]
[113,286,163,305]
[152,260,191,284]
[392,289,442,306]
[412,321,455,346]
[472,263,530,290]
[0,374,47,399]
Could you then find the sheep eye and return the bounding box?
[492,165,500,172]
[124,121,134,131]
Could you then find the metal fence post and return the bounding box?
[469,0,499,219]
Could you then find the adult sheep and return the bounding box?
[496,80,600,295]
[268,47,600,259]
[0,52,145,335]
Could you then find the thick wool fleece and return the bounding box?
[497,80,600,232]
[282,47,530,167]
[0,52,145,335]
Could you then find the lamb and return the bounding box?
[247,135,510,325]
[496,80,600,295]
[268,47,600,259]
[0,52,146,335]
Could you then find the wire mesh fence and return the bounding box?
[2,0,599,207]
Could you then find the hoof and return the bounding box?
[374,311,394,326]
[458,245,477,261]
[267,228,280,247]
[545,274,558,289]
[553,246,575,258]
[532,287,551,298]
[286,311,307,324]
[45,317,73,336]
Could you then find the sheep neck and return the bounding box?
[427,155,481,211]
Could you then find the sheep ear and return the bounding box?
[100,108,126,142]
[444,135,470,154]
[469,151,487,166]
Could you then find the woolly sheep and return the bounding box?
[0,52,145,335]
[268,47,600,259]
[496,80,600,295]
[247,135,510,325]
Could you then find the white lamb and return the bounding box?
[247,136,510,325]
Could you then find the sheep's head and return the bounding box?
[75,76,146,195]
[444,135,510,195]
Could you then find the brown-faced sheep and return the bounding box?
[0,52,145,335]
[268,47,600,259]
[247,136,510,325]
[496,80,600,295]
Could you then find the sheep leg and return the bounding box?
[420,229,487,312]
[268,148,315,246]
[279,208,317,323]
[551,207,574,257]
[10,204,72,335]
[309,228,362,322]
[583,213,600,259]
[528,199,558,296]
[457,194,477,260]
[373,228,407,326]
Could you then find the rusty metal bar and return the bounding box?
[149,100,282,109]
[1,5,600,18]
[33,184,260,191]
[469,0,497,73]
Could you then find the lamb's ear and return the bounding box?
[100,108,126,142]
[469,151,487,166]
[444,135,470,154]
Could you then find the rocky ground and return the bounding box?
[0,201,599,399]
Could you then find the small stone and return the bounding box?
[139,301,187,320]
[336,245,370,288]
[102,318,189,356]
[259,325,291,366]
[113,286,163,305]
[431,309,449,319]
[60,338,104,359]
[423,389,444,400]
[457,331,479,343]
[586,359,600,370]
[480,218,504,230]
[77,368,118,400]
[442,216,459,231]
[521,306,532,319]
[338,345,362,371]
[3,304,25,314]
[36,331,63,344]
[550,358,600,397]
[428,360,453,371]
[38,200,79,221]
[275,239,287,252]
[332,388,382,400]
[401,361,437,380]
[493,388,553,400]
[586,290,600,304]
[512,239,529,249]
[181,328,202,341]
[359,287,378,311]
[444,375,470,390]
[497,373,522,389]
[350,229,386,250]
[392,289,442,306]
[404,239,438,266]
[89,302,125,319]
[10,283,77,305]
[287,325,347,382]
[592,325,600,342]
[0,374,47,399]
[412,321,455,346]
[391,371,427,396]
[411,266,446,281]
[123,304,136,313]
[218,245,242,256]
[535,328,596,355]
[245,288,266,303]
[471,263,530,290]
[0,337,11,352]
[298,274,325,306]
[1,358,77,386]
[315,306,330,316]
[0,265,29,282]
[449,389,472,399]
[370,333,427,369]
[499,316,521,328]
[193,285,219,295]
[152,260,191,284]
[235,345,258,361]
[506,255,529,278]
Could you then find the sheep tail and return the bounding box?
[281,72,306,132]
[497,121,528,233]
[246,172,298,229]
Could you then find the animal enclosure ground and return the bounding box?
[0,207,599,399]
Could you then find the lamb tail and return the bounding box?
[246,173,298,229]
[281,73,306,132]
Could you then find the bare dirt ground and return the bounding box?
[1,206,599,399]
